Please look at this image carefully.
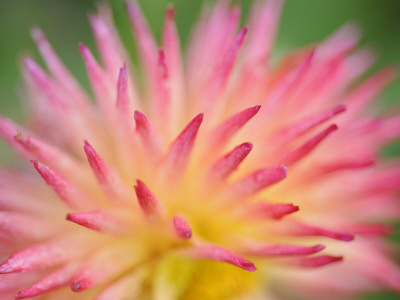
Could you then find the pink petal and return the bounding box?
[209,106,260,151]
[347,223,394,236]
[89,8,129,78]
[31,160,93,210]
[134,180,164,217]
[173,216,192,240]
[79,44,114,122]
[181,245,256,272]
[162,4,184,117]
[282,124,338,165]
[0,235,93,274]
[262,49,314,109]
[94,269,144,300]
[152,49,172,133]
[0,120,84,181]
[283,221,354,242]
[71,245,136,293]
[162,114,203,178]
[126,0,157,81]
[66,210,133,235]
[346,66,397,116]
[243,202,299,220]
[200,27,248,114]
[31,27,90,106]
[115,64,134,134]
[310,158,375,178]
[15,263,79,299]
[246,0,283,66]
[83,140,130,203]
[242,243,325,256]
[0,211,60,240]
[270,105,346,145]
[284,255,343,268]
[207,142,253,183]
[23,57,65,108]
[227,165,287,199]
[134,110,163,158]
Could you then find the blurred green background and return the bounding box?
[0,0,399,299]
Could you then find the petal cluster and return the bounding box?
[0,0,400,299]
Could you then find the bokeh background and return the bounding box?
[0,0,399,299]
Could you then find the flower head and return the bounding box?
[1,0,400,299]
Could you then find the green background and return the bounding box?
[0,1,399,299]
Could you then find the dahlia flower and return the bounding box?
[1,0,399,299]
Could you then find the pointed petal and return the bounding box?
[173,216,192,240]
[31,160,92,210]
[207,142,253,183]
[67,210,133,235]
[23,57,65,108]
[162,114,203,178]
[15,263,79,299]
[242,243,325,256]
[243,202,299,220]
[263,49,314,109]
[209,106,260,151]
[200,27,248,113]
[227,165,287,199]
[283,221,354,242]
[282,124,338,165]
[162,4,184,121]
[126,0,157,80]
[0,235,92,273]
[347,223,394,236]
[215,27,248,90]
[347,66,397,116]
[134,180,164,217]
[0,117,86,183]
[271,105,346,145]
[152,49,172,133]
[14,130,78,172]
[284,255,343,268]
[83,141,130,203]
[115,64,134,133]
[71,244,136,292]
[181,245,256,272]
[31,27,90,107]
[0,211,60,240]
[89,8,131,78]
[310,158,375,178]
[246,0,283,66]
[134,110,163,157]
[79,44,113,121]
[163,5,181,80]
[94,269,145,300]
